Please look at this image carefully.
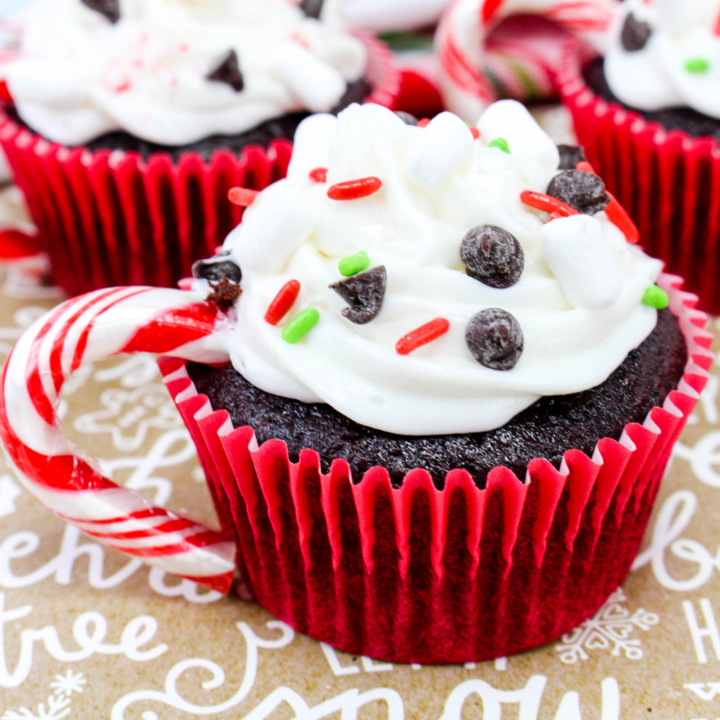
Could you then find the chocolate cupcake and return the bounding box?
[0,99,710,663]
[159,101,708,662]
[559,0,720,314]
[0,0,399,295]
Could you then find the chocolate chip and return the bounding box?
[207,277,242,312]
[395,111,419,126]
[207,50,244,93]
[460,225,524,289]
[192,257,242,284]
[557,144,586,171]
[81,0,120,23]
[547,170,610,215]
[621,12,652,52]
[330,266,387,324]
[465,308,523,371]
[300,0,324,19]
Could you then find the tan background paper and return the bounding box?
[0,264,719,720]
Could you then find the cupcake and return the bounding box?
[559,0,720,314]
[0,101,711,664]
[169,101,710,662]
[0,0,399,296]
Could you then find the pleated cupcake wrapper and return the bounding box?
[0,33,399,298]
[0,118,293,297]
[558,57,720,316]
[158,275,711,664]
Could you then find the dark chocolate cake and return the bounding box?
[187,306,686,489]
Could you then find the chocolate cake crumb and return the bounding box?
[207,277,241,312]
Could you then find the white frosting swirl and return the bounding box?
[4,0,368,146]
[214,101,662,436]
[605,0,720,119]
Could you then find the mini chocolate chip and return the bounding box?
[621,12,652,53]
[557,144,586,171]
[207,50,244,93]
[547,169,610,215]
[395,111,419,126]
[300,0,324,19]
[466,308,523,371]
[192,257,242,284]
[460,225,524,289]
[81,0,120,23]
[330,266,387,324]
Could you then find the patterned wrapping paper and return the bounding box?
[0,269,720,717]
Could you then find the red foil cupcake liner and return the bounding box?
[0,34,399,298]
[159,275,711,665]
[559,59,720,316]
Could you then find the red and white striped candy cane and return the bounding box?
[436,0,619,121]
[0,286,237,593]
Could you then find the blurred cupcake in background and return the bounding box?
[560,0,720,315]
[0,0,399,296]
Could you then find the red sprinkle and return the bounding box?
[228,187,259,207]
[470,126,480,140]
[576,160,596,173]
[327,177,382,201]
[520,190,579,218]
[265,280,301,325]
[309,167,328,183]
[605,191,639,243]
[547,212,563,222]
[396,318,450,355]
[418,118,431,128]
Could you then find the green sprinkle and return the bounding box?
[685,58,710,74]
[642,285,669,309]
[488,137,510,154]
[339,251,370,277]
[282,307,320,343]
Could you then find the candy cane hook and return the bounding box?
[0,286,236,593]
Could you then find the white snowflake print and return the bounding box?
[555,588,659,664]
[73,384,181,452]
[50,670,86,698]
[3,671,86,720]
[2,694,71,720]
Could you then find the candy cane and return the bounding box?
[436,0,619,121]
[0,286,236,593]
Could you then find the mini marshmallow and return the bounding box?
[286,113,338,183]
[541,214,622,309]
[230,181,318,274]
[274,43,347,113]
[476,100,560,179]
[405,111,474,190]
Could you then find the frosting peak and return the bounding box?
[5,0,368,146]
[208,101,661,436]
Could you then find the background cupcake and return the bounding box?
[3,101,710,664]
[560,0,720,314]
[0,0,399,296]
